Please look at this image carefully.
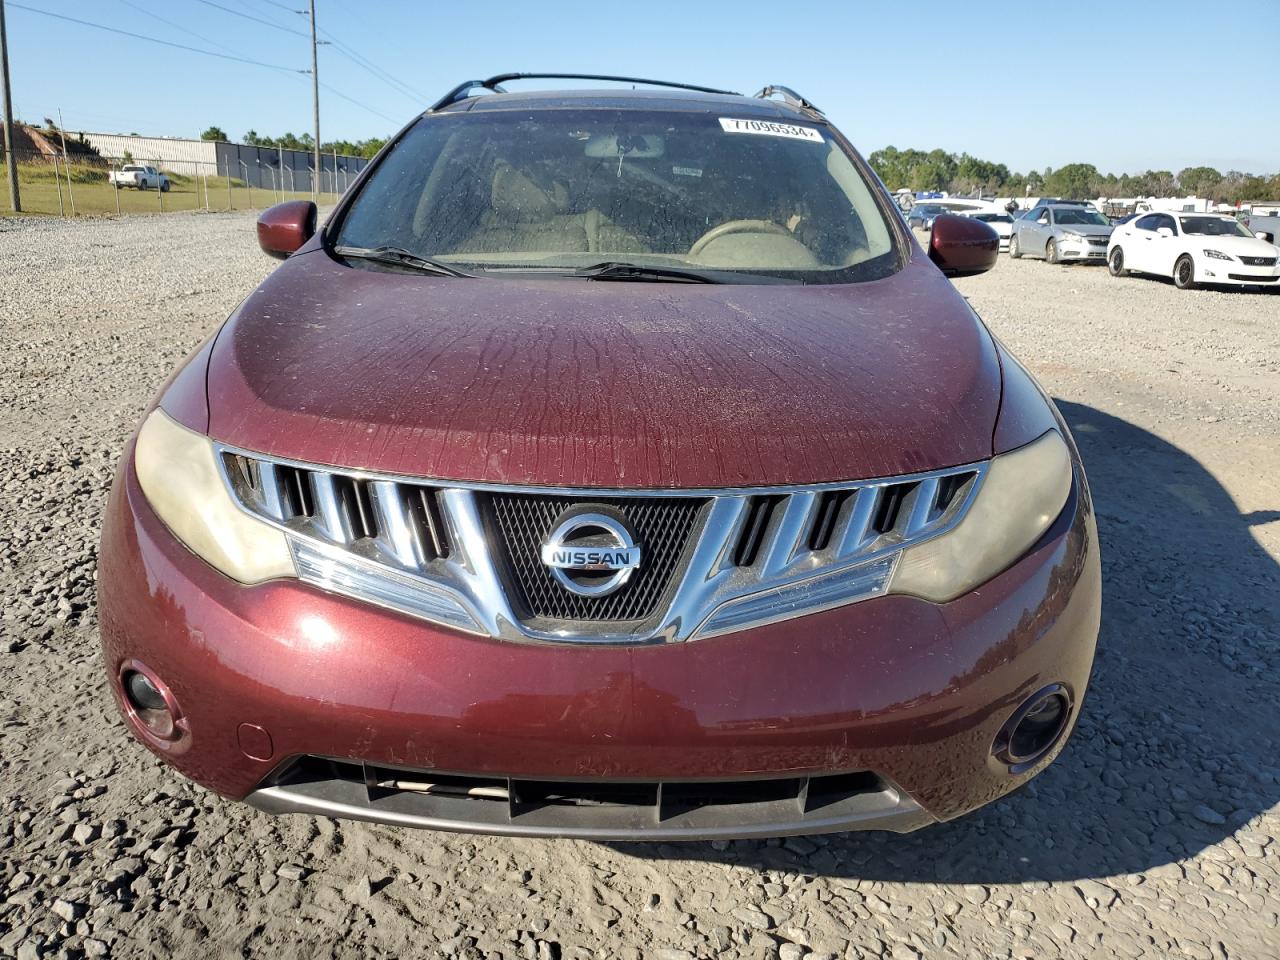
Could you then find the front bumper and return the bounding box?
[1197,262,1280,285]
[98,449,1101,839]
[1056,240,1109,261]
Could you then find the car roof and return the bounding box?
[435,87,821,123]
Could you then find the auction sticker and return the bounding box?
[719,118,824,143]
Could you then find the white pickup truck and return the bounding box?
[110,164,170,192]
[1240,209,1280,244]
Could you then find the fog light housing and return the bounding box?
[118,661,188,750]
[993,683,1071,772]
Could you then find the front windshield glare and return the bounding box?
[336,110,898,283]
[1180,216,1252,238]
[1055,209,1108,226]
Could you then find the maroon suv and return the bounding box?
[98,75,1100,840]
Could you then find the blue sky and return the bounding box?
[6,0,1279,174]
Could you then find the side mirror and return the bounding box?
[1255,231,1273,242]
[1156,226,1174,238]
[257,200,317,259]
[928,214,999,277]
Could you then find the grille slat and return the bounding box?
[487,494,705,623]
[836,486,881,556]
[902,476,941,535]
[369,480,426,568]
[733,495,782,567]
[760,491,819,575]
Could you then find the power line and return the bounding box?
[320,32,425,105]
[256,0,303,14]
[190,0,308,38]
[7,4,306,73]
[204,0,427,111]
[319,81,398,125]
[114,0,240,56]
[14,1,397,144]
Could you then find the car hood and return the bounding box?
[1189,235,1279,257]
[204,249,1001,488]
[1056,224,1112,237]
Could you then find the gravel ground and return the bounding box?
[1,211,1278,960]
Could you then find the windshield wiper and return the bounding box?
[334,245,472,278]
[573,261,721,283]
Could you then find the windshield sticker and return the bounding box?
[672,165,703,178]
[719,118,824,143]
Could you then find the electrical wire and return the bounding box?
[256,0,303,14]
[318,82,399,125]
[190,0,308,38]
[320,32,426,104]
[114,0,241,55]
[7,4,306,73]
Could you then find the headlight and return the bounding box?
[889,430,1072,603]
[1060,231,1082,241]
[134,409,296,583]
[1202,249,1233,261]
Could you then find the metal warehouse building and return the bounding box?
[78,132,371,193]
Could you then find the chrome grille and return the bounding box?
[1239,255,1277,267]
[216,446,986,644]
[223,454,452,569]
[486,495,706,623]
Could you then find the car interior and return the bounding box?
[339,112,895,273]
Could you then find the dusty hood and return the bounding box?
[205,249,1000,488]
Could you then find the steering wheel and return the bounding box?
[689,219,791,256]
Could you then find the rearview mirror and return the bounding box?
[928,214,999,278]
[257,200,317,259]
[584,133,664,158]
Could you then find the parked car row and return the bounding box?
[911,198,1279,290]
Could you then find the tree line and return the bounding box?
[869,146,1280,203]
[200,126,388,159]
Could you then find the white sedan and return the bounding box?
[1107,212,1280,290]
[960,211,1014,251]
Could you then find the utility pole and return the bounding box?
[308,0,319,202]
[0,0,21,212]
[57,107,75,216]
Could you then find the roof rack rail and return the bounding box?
[430,73,741,111]
[753,85,824,116]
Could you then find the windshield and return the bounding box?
[972,213,1012,223]
[915,205,948,215]
[1179,216,1252,238]
[335,110,898,283]
[1054,208,1109,226]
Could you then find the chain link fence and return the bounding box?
[1,149,351,217]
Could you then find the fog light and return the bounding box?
[125,671,166,711]
[118,663,185,746]
[994,683,1072,771]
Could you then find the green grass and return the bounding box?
[1,166,341,217]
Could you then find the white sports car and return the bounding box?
[1107,212,1280,290]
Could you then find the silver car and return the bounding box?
[1010,204,1113,263]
